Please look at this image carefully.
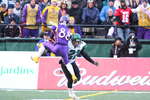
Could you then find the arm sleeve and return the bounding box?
[42,9,48,24]
[131,6,139,13]
[144,8,150,18]
[4,16,9,24]
[94,8,99,23]
[129,11,133,25]
[36,6,42,24]
[21,4,27,23]
[114,9,121,17]
[99,7,106,22]
[114,9,122,25]
[80,48,95,65]
[81,8,86,24]
[114,16,122,25]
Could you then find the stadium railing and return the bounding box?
[0,24,150,57]
[0,23,150,38]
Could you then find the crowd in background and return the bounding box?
[0,0,149,40]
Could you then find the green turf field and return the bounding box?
[0,89,150,100]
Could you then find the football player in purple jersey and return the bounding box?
[31,16,78,83]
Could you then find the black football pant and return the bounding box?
[60,61,81,88]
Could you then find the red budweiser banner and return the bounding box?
[38,57,150,90]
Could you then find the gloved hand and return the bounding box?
[59,59,63,64]
[72,74,78,84]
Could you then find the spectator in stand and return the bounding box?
[22,0,41,38]
[79,0,103,10]
[4,8,20,37]
[0,3,7,23]
[63,0,72,9]
[0,3,7,37]
[20,0,30,11]
[114,0,132,41]
[58,1,69,21]
[99,0,116,23]
[13,1,21,17]
[110,37,125,58]
[69,1,82,24]
[127,0,140,8]
[126,0,140,33]
[68,16,83,36]
[3,19,20,37]
[132,0,150,39]
[39,0,50,12]
[82,0,99,37]
[114,0,139,9]
[79,0,87,8]
[4,8,20,24]
[42,0,60,33]
[82,0,99,24]
[114,0,121,9]
[125,32,142,57]
[102,8,116,38]
[102,0,110,6]
[13,2,21,24]
[95,0,103,10]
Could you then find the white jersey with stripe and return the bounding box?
[68,40,86,63]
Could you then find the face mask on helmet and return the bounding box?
[71,33,81,47]
[72,40,81,47]
[60,21,68,25]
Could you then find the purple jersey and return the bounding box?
[42,24,70,64]
[55,25,70,45]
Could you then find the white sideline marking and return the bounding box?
[2,89,150,94]
[77,91,150,94]
[32,99,63,100]
[36,90,150,94]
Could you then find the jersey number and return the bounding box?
[59,28,70,40]
[122,12,129,23]
[69,50,80,60]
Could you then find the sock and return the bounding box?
[37,45,45,57]
[68,88,78,98]
[68,88,74,96]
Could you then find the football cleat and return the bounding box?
[68,89,79,100]
[31,56,39,63]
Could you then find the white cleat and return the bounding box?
[68,89,79,100]
[73,96,80,100]
[69,94,79,100]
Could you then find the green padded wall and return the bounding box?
[0,38,150,57]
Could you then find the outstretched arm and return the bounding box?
[80,48,98,66]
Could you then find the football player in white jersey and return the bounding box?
[59,33,99,100]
